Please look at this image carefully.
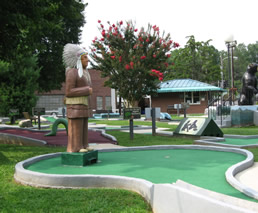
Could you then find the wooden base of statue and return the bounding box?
[61,151,98,166]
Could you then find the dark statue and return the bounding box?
[238,63,258,105]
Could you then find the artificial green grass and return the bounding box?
[0,144,152,212]
[223,138,258,145]
[25,149,257,202]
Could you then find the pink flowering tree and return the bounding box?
[89,20,179,107]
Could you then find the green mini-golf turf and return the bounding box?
[25,149,257,202]
[223,138,258,145]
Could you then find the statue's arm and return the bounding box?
[65,69,92,97]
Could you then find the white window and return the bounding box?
[184,92,200,104]
[105,96,111,110]
[96,96,103,110]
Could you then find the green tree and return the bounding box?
[0,0,86,116]
[0,55,40,116]
[165,35,221,84]
[89,20,179,107]
[0,0,86,91]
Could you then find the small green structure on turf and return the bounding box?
[61,151,98,166]
[45,118,68,136]
[174,117,223,137]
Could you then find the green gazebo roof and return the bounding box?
[157,79,225,93]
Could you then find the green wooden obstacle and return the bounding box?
[45,118,68,136]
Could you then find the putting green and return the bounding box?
[223,138,258,145]
[26,149,257,202]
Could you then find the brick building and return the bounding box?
[151,79,225,114]
[35,69,115,113]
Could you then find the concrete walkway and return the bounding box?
[235,162,258,192]
[88,143,122,150]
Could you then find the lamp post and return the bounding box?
[220,55,238,88]
[225,36,237,105]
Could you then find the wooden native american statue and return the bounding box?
[63,43,93,152]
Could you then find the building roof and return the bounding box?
[157,79,225,93]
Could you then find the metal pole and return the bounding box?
[151,108,156,136]
[38,113,41,130]
[231,45,235,105]
[129,118,134,140]
[227,43,232,105]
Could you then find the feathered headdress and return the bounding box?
[63,43,87,78]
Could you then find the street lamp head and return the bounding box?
[225,34,234,43]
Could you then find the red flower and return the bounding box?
[166,54,171,57]
[164,62,168,67]
[101,24,104,28]
[146,38,150,42]
[119,56,122,62]
[101,38,104,41]
[159,77,163,81]
[125,64,130,70]
[111,56,116,59]
[92,40,95,43]
[130,61,134,69]
[153,55,156,58]
[119,21,123,25]
[133,45,137,49]
[140,56,146,60]
[98,20,101,23]
[134,29,138,32]
[174,42,180,48]
[102,30,105,37]
[112,24,115,28]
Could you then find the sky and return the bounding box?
[81,0,258,52]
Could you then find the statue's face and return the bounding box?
[81,54,88,69]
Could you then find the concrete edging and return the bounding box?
[0,132,46,146]
[195,136,258,148]
[91,129,117,142]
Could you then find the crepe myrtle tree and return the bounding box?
[89,20,179,107]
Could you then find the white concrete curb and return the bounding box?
[0,132,46,146]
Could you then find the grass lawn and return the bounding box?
[0,145,152,212]
[107,131,193,146]
[222,125,258,135]
[89,119,178,131]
